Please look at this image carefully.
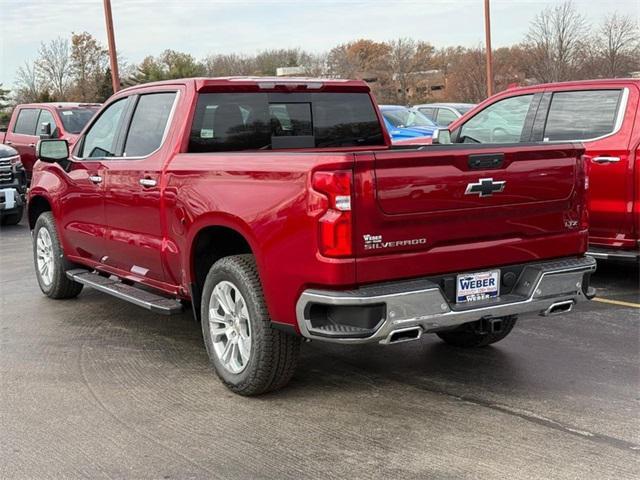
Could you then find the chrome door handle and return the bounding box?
[28,143,36,148]
[89,175,102,184]
[5,141,13,146]
[139,178,157,187]
[592,156,620,164]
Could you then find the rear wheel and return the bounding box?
[436,316,517,348]
[33,212,83,299]
[201,254,301,395]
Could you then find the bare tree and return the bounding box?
[525,1,587,82]
[302,52,329,77]
[203,53,256,76]
[388,38,434,104]
[596,13,640,77]
[442,46,487,103]
[35,37,72,100]
[15,61,46,103]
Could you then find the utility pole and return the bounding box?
[103,0,121,93]
[484,0,494,97]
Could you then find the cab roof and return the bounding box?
[17,102,101,109]
[119,77,371,94]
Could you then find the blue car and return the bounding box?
[379,105,437,141]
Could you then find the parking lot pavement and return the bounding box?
[1,218,639,480]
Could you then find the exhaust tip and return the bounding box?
[542,300,574,317]
[384,327,423,344]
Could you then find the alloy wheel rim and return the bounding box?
[36,228,54,287]
[208,280,252,374]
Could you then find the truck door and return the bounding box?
[102,90,179,285]
[61,98,131,263]
[6,107,40,180]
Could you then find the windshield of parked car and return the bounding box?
[383,108,435,128]
[457,106,474,115]
[58,107,100,134]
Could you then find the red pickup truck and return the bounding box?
[0,102,100,181]
[447,79,640,262]
[28,77,596,395]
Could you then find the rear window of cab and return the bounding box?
[188,92,384,152]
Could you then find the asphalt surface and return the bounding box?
[1,218,639,480]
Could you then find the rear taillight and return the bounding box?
[312,171,353,257]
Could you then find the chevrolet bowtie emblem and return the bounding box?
[465,178,506,197]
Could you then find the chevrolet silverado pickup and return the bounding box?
[447,79,640,262]
[28,77,596,395]
[0,102,100,182]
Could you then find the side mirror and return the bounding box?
[431,128,451,145]
[39,122,53,139]
[37,139,69,164]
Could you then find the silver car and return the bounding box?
[413,103,475,127]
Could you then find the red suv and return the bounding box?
[448,79,640,262]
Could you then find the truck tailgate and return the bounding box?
[353,143,588,284]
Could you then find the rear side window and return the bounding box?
[418,107,436,121]
[436,108,458,126]
[189,92,384,152]
[124,92,177,157]
[543,90,622,141]
[13,109,39,135]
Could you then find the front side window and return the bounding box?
[37,110,57,136]
[58,108,99,134]
[459,94,533,143]
[13,108,39,135]
[543,90,622,141]
[123,92,177,157]
[80,98,128,158]
[189,92,383,152]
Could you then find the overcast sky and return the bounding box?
[1,0,638,89]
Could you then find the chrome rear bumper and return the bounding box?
[296,256,596,344]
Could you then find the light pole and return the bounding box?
[103,0,121,93]
[484,0,494,97]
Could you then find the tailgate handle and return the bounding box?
[468,153,504,170]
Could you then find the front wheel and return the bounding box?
[201,254,301,396]
[436,315,517,348]
[33,212,83,299]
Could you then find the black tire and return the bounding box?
[33,212,83,299]
[436,315,517,348]
[1,206,23,226]
[200,254,301,396]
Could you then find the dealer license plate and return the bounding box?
[456,270,500,303]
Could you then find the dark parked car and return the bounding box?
[0,144,27,225]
